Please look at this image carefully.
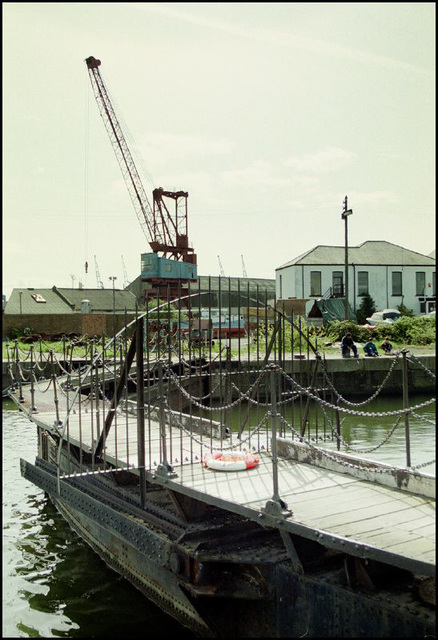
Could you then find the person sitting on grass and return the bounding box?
[380,337,393,354]
[341,332,358,358]
[363,338,379,357]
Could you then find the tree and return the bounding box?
[397,302,414,317]
[356,293,376,324]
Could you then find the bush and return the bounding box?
[326,320,371,343]
[9,327,34,339]
[326,316,436,346]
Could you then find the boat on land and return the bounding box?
[366,308,401,324]
[8,296,436,638]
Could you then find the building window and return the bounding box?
[416,272,426,296]
[279,274,282,298]
[358,271,369,296]
[332,271,343,297]
[310,271,321,297]
[392,272,402,296]
[141,256,151,271]
[433,272,436,296]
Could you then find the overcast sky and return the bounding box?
[3,3,435,297]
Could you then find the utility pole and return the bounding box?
[342,196,353,321]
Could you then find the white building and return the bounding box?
[276,241,436,317]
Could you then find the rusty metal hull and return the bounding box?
[20,435,435,639]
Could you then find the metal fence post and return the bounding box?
[156,360,177,480]
[270,363,280,502]
[15,341,24,402]
[401,349,411,467]
[51,350,61,427]
[261,364,292,519]
[30,345,37,413]
[136,315,147,506]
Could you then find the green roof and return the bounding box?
[4,287,137,315]
[55,288,137,312]
[4,288,73,315]
[309,299,357,324]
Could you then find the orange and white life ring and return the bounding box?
[203,451,259,472]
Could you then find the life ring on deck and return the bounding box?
[203,451,259,472]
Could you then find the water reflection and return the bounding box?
[3,392,434,637]
[2,409,195,638]
[195,393,436,473]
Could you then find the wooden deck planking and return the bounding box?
[174,455,435,568]
[13,387,436,572]
[302,496,431,530]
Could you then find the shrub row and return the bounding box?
[324,316,436,346]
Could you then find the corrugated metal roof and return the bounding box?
[55,288,137,312]
[4,287,137,315]
[277,241,436,269]
[4,289,73,315]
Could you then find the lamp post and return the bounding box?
[341,196,353,321]
[109,276,117,337]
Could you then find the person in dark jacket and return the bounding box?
[380,338,393,354]
[363,338,379,357]
[341,333,358,357]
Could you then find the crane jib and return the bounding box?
[85,55,196,265]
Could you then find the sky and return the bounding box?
[2,3,435,298]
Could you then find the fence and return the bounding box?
[5,283,436,507]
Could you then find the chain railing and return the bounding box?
[5,288,436,511]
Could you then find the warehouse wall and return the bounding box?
[2,313,137,339]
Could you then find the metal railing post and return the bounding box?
[136,315,147,506]
[261,364,292,519]
[270,364,280,503]
[15,340,24,402]
[51,350,62,427]
[401,349,411,467]
[30,345,37,413]
[156,360,177,480]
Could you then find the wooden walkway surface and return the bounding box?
[12,384,436,577]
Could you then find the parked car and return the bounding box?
[366,309,401,324]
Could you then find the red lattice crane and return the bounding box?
[85,56,196,265]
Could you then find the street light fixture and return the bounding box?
[342,196,353,321]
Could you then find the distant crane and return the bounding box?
[218,255,225,278]
[94,255,104,289]
[241,255,248,278]
[121,255,129,289]
[85,56,196,265]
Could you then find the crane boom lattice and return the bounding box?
[85,56,196,264]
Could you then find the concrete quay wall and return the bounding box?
[3,354,435,399]
[213,354,436,398]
